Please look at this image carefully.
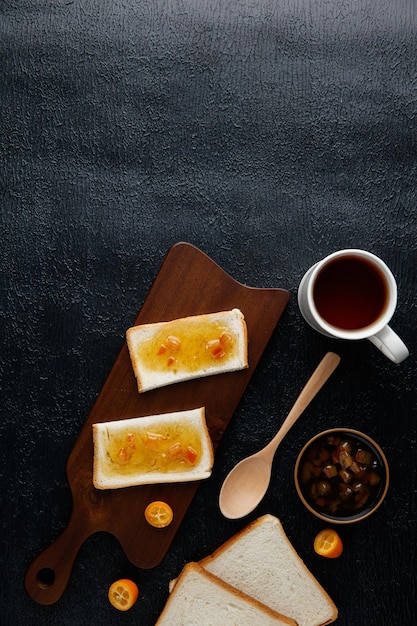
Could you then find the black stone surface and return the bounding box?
[1,1,416,624]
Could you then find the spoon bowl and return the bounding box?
[219,352,341,519]
[218,456,272,520]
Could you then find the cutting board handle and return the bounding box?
[25,510,92,605]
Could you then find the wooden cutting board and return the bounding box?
[25,242,289,605]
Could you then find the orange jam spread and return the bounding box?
[104,421,202,476]
[137,319,237,372]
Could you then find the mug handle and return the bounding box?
[368,325,409,364]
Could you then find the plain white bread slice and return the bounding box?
[92,407,214,489]
[198,515,338,626]
[126,308,248,393]
[156,562,298,626]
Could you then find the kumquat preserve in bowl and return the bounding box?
[294,429,389,524]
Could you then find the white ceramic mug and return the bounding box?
[298,249,409,364]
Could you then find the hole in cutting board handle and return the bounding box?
[36,567,56,589]
[25,512,93,604]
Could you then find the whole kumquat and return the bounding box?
[313,529,343,558]
[108,579,139,611]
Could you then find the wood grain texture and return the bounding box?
[24,242,289,605]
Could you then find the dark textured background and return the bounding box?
[1,0,416,624]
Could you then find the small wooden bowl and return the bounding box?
[294,428,389,524]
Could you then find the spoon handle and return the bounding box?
[262,352,341,461]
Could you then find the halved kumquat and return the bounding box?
[314,528,343,558]
[144,501,173,528]
[108,578,138,611]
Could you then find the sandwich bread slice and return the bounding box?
[198,515,338,626]
[126,308,248,393]
[155,562,297,625]
[92,407,214,489]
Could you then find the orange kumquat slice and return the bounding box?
[314,528,343,558]
[144,501,174,528]
[108,579,138,611]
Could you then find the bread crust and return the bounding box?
[92,407,214,489]
[199,515,338,626]
[169,515,338,626]
[126,308,248,393]
[156,562,298,625]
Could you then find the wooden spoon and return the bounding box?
[219,352,341,519]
